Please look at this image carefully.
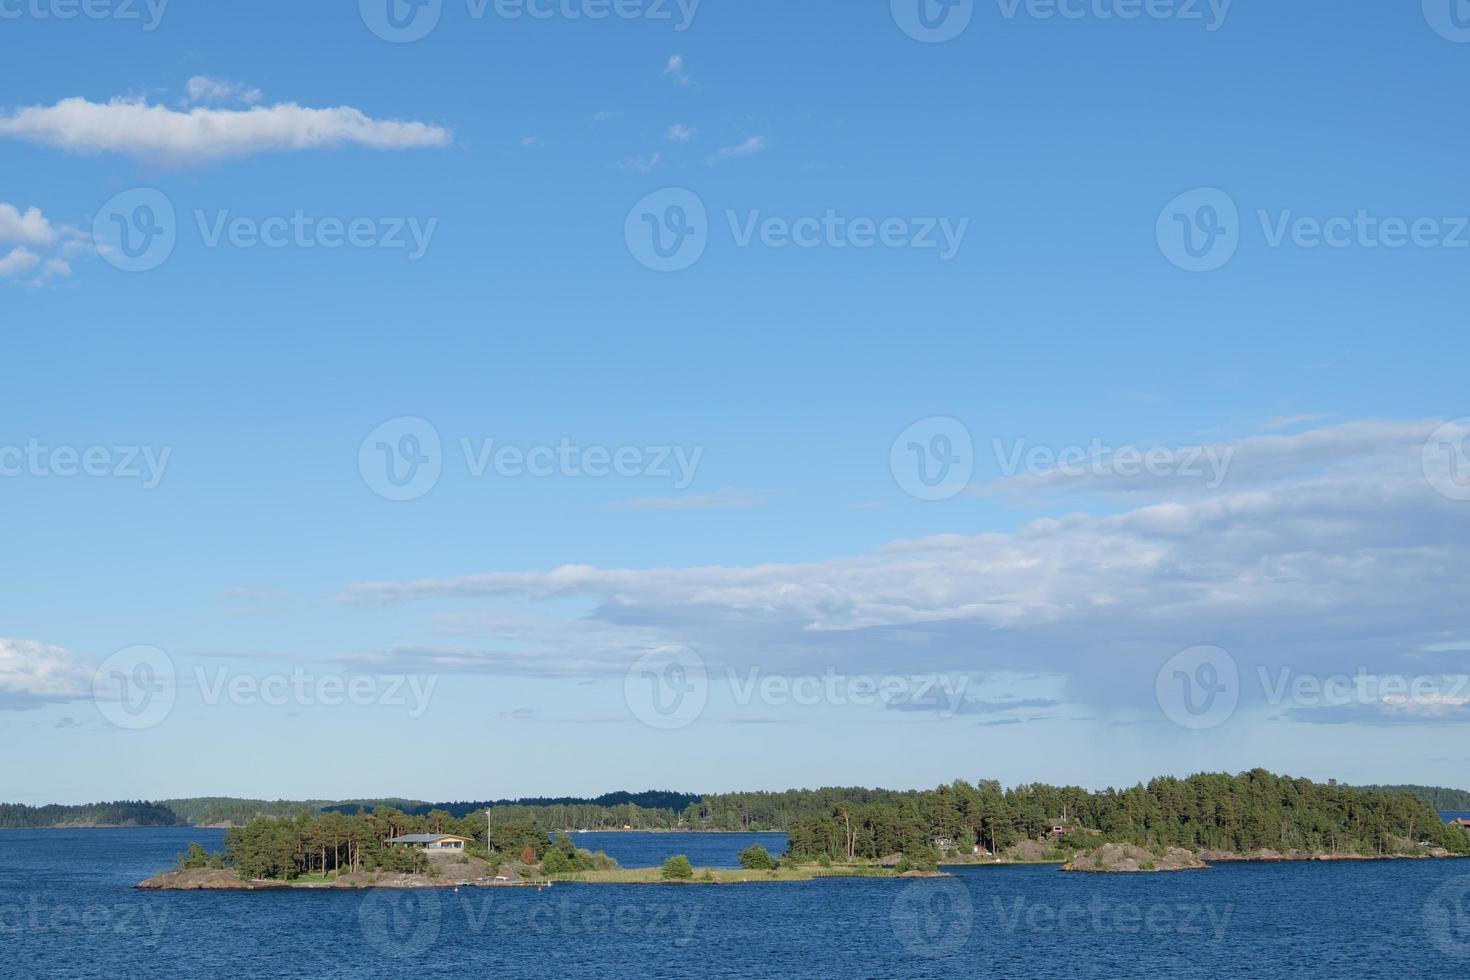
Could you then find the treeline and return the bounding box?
[163,798,426,827]
[1357,785,1470,812]
[0,801,179,829]
[766,771,1470,861]
[219,807,585,881]
[322,791,696,826]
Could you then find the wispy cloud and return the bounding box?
[618,152,663,173]
[707,135,767,166]
[665,123,698,143]
[607,488,767,512]
[182,75,263,107]
[0,93,451,165]
[520,135,543,148]
[0,202,99,285]
[1261,413,1330,432]
[663,54,691,85]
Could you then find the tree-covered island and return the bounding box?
[137,770,1470,888]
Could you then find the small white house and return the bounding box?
[386,833,471,852]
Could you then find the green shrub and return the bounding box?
[738,844,778,870]
[661,855,694,880]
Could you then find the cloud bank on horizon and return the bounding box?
[329,418,1470,727]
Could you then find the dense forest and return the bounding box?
[761,771,1470,861]
[1357,785,1470,812]
[0,801,179,829]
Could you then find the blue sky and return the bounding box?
[1,1,1468,804]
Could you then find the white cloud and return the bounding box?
[665,124,698,143]
[707,135,767,166]
[183,75,263,106]
[0,96,451,164]
[0,639,91,710]
[0,247,40,278]
[0,203,58,246]
[663,54,691,85]
[341,420,1470,725]
[520,135,543,148]
[0,204,99,285]
[618,152,663,173]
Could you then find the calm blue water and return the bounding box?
[3,829,1470,978]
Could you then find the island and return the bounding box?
[131,769,1470,888]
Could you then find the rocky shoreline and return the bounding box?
[1062,844,1207,873]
